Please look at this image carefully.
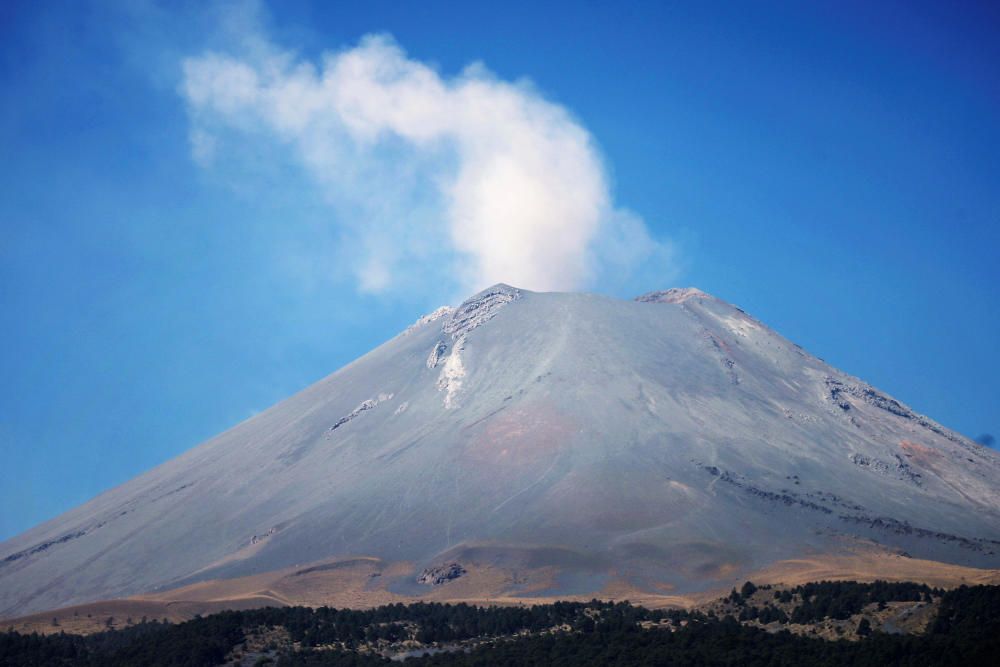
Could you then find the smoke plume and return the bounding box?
[181,23,669,295]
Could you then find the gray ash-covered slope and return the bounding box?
[2,285,999,617]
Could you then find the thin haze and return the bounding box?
[182,19,668,295]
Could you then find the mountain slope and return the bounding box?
[2,285,998,618]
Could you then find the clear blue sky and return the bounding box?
[1,0,998,541]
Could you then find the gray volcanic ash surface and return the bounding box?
[2,284,999,617]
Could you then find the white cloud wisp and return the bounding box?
[182,31,669,295]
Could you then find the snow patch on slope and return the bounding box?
[721,313,761,338]
[437,336,467,409]
[431,284,520,409]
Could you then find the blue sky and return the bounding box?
[1,0,998,541]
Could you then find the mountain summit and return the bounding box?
[2,285,998,618]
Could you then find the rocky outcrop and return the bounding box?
[1,530,87,566]
[417,562,466,585]
[403,306,455,336]
[699,464,833,514]
[825,377,974,449]
[837,514,1000,554]
[442,284,519,339]
[430,285,519,409]
[329,393,394,431]
[827,377,911,418]
[850,453,922,486]
[426,341,447,369]
[635,287,713,304]
[249,527,276,546]
[703,330,740,384]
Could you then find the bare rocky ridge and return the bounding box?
[1,284,998,619]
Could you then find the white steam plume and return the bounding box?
[182,28,669,295]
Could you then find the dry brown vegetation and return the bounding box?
[5,541,999,637]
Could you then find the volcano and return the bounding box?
[2,284,999,620]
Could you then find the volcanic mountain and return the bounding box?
[2,285,999,620]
